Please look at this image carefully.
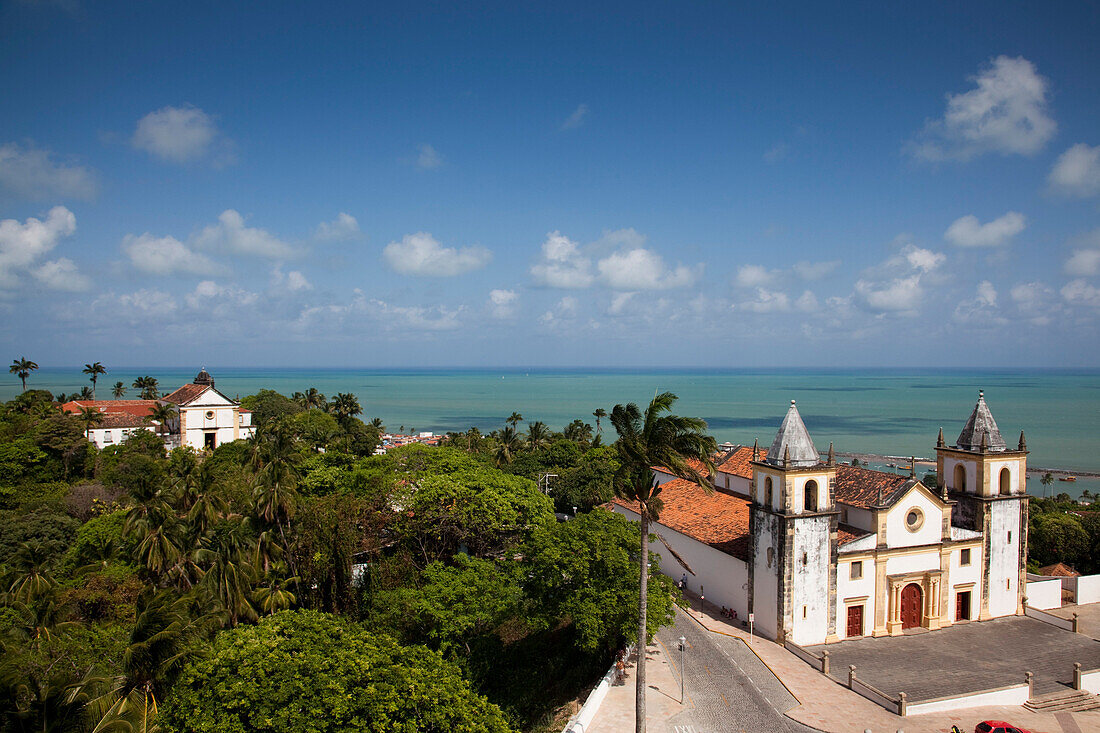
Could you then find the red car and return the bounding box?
[974,721,1033,733]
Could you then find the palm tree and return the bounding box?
[593,408,607,437]
[132,376,160,400]
[78,406,105,440]
[563,419,593,446]
[252,565,298,615]
[369,417,385,431]
[303,387,326,410]
[331,392,362,425]
[507,411,524,429]
[527,421,551,451]
[197,522,258,627]
[610,392,715,733]
[77,386,93,400]
[493,425,525,467]
[112,381,126,399]
[1041,472,1055,498]
[7,540,61,602]
[465,427,484,454]
[82,362,107,400]
[146,402,178,435]
[85,591,203,733]
[9,357,38,391]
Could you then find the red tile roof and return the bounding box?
[1038,562,1079,577]
[95,413,157,429]
[715,446,767,479]
[837,523,873,546]
[612,478,752,561]
[61,400,159,419]
[834,464,912,509]
[162,383,209,405]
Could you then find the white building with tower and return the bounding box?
[162,369,255,451]
[611,391,1029,646]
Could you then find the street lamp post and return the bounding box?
[678,635,686,704]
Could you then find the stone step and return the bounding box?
[1024,689,1100,713]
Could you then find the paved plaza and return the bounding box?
[807,616,1100,700]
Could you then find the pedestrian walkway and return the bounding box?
[587,588,1100,733]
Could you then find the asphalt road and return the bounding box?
[657,608,818,733]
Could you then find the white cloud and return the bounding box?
[383,232,491,276]
[795,290,819,312]
[31,258,89,291]
[488,288,518,318]
[792,260,839,281]
[608,292,634,315]
[0,205,76,288]
[1064,229,1100,276]
[852,243,946,315]
[1050,144,1100,198]
[944,212,1026,248]
[132,105,232,164]
[909,56,1055,161]
[1062,279,1100,309]
[597,247,697,291]
[193,210,295,259]
[530,231,594,288]
[538,295,580,325]
[0,142,98,200]
[953,280,1004,324]
[561,104,589,130]
[735,265,776,288]
[184,280,259,310]
[286,270,311,291]
[314,213,361,241]
[123,233,221,276]
[369,298,462,330]
[94,289,178,321]
[738,288,791,313]
[416,144,443,169]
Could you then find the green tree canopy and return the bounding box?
[160,609,512,733]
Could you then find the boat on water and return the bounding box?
[1059,476,1078,482]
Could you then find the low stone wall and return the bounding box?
[784,640,825,672]
[1025,604,1076,631]
[1074,575,1100,605]
[563,660,618,733]
[1025,578,1063,610]
[903,683,1030,716]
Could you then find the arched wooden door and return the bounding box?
[901,583,923,629]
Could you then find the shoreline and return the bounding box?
[835,452,1100,480]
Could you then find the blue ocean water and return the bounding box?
[5,367,1098,496]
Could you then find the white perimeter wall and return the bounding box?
[904,684,1030,716]
[790,516,830,645]
[609,505,749,619]
[988,500,1022,617]
[1076,575,1100,605]
[1025,578,1063,610]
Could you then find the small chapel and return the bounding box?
[610,391,1029,646]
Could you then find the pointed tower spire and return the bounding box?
[1018,431,1027,451]
[980,430,988,452]
[937,427,944,448]
[957,389,1006,452]
[752,438,759,462]
[827,442,835,466]
[766,400,818,468]
[909,457,916,478]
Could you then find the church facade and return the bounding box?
[611,392,1029,646]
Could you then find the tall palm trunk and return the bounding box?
[636,506,648,733]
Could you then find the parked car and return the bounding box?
[974,721,1033,733]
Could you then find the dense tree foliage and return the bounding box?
[0,388,680,732]
[1028,495,1100,573]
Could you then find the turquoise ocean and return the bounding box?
[5,367,1099,498]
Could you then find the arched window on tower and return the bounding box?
[764,476,773,508]
[999,467,1012,495]
[954,464,967,493]
[804,479,818,512]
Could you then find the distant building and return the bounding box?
[162,369,254,451]
[63,369,254,451]
[612,391,1029,645]
[61,399,161,449]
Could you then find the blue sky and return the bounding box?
[2,1,1099,368]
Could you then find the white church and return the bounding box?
[611,392,1029,646]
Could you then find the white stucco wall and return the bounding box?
[885,490,943,548]
[840,504,875,533]
[790,515,830,645]
[987,499,1022,617]
[91,425,157,449]
[1025,578,1062,610]
[988,458,1023,496]
[942,456,975,494]
[839,534,876,553]
[884,549,940,577]
[1075,575,1100,605]
[836,556,876,637]
[789,473,828,514]
[752,512,780,641]
[608,504,750,619]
